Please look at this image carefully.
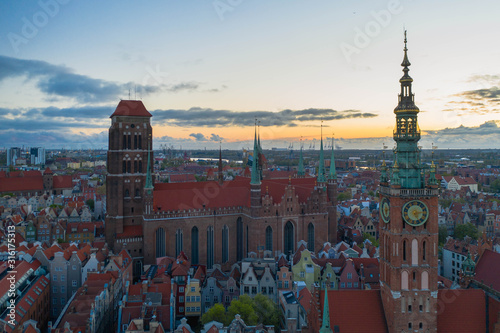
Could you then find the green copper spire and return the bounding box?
[393,30,422,189]
[298,141,305,177]
[461,252,476,277]
[317,124,326,183]
[250,125,261,185]
[319,287,332,333]
[328,137,336,180]
[145,144,153,193]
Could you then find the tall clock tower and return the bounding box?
[379,32,440,332]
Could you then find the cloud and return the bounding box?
[447,74,500,115]
[210,134,224,142]
[152,107,378,127]
[0,55,208,103]
[424,120,500,136]
[189,133,207,141]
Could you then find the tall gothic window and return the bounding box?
[265,226,273,252]
[138,135,142,150]
[122,161,126,173]
[127,161,131,173]
[237,217,243,261]
[127,135,131,150]
[155,228,166,258]
[307,223,315,252]
[284,221,294,257]
[125,189,130,197]
[139,160,143,173]
[412,239,419,266]
[423,241,427,261]
[207,226,214,269]
[134,161,138,173]
[123,135,127,149]
[222,225,229,263]
[134,134,138,149]
[176,229,183,257]
[191,226,199,265]
[403,240,407,261]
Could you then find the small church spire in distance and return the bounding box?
[317,121,326,183]
[328,134,336,180]
[250,120,261,185]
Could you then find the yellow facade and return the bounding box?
[185,278,201,317]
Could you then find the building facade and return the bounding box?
[105,100,338,276]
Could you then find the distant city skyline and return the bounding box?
[1,0,500,150]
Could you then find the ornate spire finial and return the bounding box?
[250,123,261,185]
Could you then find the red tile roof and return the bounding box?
[437,289,486,333]
[0,260,41,300]
[474,249,500,292]
[110,100,152,118]
[0,177,43,192]
[53,175,73,189]
[322,290,387,332]
[153,177,322,211]
[44,167,53,175]
[117,225,143,238]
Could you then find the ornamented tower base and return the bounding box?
[379,32,440,332]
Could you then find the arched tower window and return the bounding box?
[127,161,131,173]
[403,240,407,261]
[138,134,142,150]
[401,271,409,290]
[237,217,243,261]
[207,226,214,269]
[135,189,139,197]
[423,240,427,261]
[122,161,126,173]
[222,225,229,263]
[307,223,315,252]
[191,226,199,265]
[134,161,138,173]
[176,229,183,257]
[265,226,273,252]
[139,160,143,173]
[125,189,130,198]
[412,239,419,266]
[155,228,166,258]
[421,271,429,290]
[284,221,294,257]
[123,135,127,149]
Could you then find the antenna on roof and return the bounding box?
[134,85,137,100]
[128,89,131,100]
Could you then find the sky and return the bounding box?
[1,0,500,150]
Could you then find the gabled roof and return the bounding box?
[437,289,486,332]
[110,100,152,118]
[322,290,387,332]
[474,249,500,292]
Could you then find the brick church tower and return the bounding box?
[379,32,440,332]
[105,100,153,275]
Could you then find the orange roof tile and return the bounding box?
[117,225,143,238]
[110,100,152,118]
[322,290,387,332]
[437,289,486,332]
[474,249,500,292]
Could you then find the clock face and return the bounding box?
[402,200,429,226]
[380,197,390,223]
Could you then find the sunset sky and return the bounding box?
[1,0,500,150]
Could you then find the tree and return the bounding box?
[227,295,259,326]
[454,222,478,240]
[337,191,352,202]
[86,199,95,211]
[362,232,379,247]
[438,226,448,245]
[490,179,500,193]
[252,294,280,328]
[201,303,227,325]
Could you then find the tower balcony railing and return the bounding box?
[379,186,439,197]
[393,131,421,141]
